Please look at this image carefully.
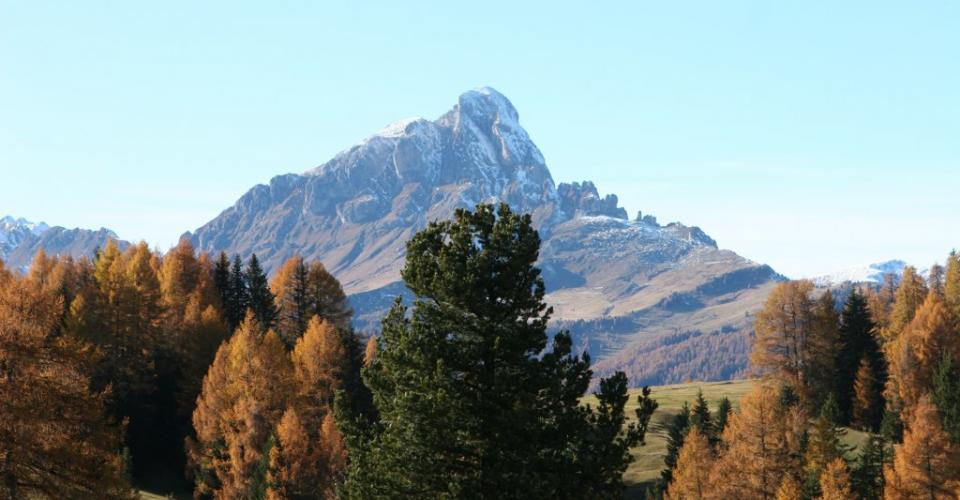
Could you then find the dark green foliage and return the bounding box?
[932,353,960,442]
[250,435,276,500]
[245,254,277,329]
[836,289,886,428]
[820,392,841,426]
[225,255,249,331]
[779,383,801,410]
[339,204,647,499]
[635,386,658,445]
[690,389,712,438]
[661,402,691,484]
[851,436,887,500]
[714,397,732,438]
[213,251,230,311]
[880,408,904,444]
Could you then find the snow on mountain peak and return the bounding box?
[810,259,923,287]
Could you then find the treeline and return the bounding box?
[1,204,664,499]
[658,255,960,499]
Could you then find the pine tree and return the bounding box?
[804,398,851,480]
[213,251,231,306]
[836,288,886,427]
[0,275,134,499]
[246,254,277,329]
[708,384,806,500]
[819,458,853,500]
[852,436,887,500]
[339,204,650,499]
[664,427,714,500]
[931,353,960,443]
[662,403,692,484]
[690,389,713,439]
[224,254,249,331]
[714,397,733,439]
[883,395,960,498]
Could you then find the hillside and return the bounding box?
[187,88,782,386]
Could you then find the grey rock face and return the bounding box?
[189,87,780,386]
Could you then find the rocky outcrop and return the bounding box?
[188,87,782,386]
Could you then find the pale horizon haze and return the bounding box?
[1,2,958,278]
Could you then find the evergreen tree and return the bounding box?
[662,403,692,484]
[225,254,248,331]
[690,389,713,439]
[804,398,851,480]
[271,256,353,348]
[931,353,960,443]
[339,204,650,499]
[836,288,886,427]
[246,254,278,329]
[714,397,733,439]
[808,291,841,411]
[852,436,887,500]
[213,251,231,311]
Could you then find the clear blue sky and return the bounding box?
[1,1,957,278]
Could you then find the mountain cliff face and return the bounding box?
[189,87,782,386]
[0,216,121,271]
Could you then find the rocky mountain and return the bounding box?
[189,87,783,386]
[0,215,122,271]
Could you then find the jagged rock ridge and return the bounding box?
[189,87,782,386]
[0,215,122,271]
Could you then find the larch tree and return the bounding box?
[270,256,353,348]
[0,274,134,499]
[887,266,928,340]
[944,251,960,322]
[338,204,652,500]
[774,476,802,500]
[808,290,841,411]
[883,395,960,499]
[189,314,294,498]
[752,280,820,407]
[852,357,885,432]
[664,427,714,500]
[819,458,854,500]
[708,384,806,500]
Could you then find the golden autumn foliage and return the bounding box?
[852,357,883,430]
[774,475,802,500]
[363,335,377,366]
[886,292,960,416]
[883,395,960,499]
[0,274,133,499]
[271,256,352,346]
[664,427,714,500]
[819,458,853,500]
[887,266,928,340]
[708,384,806,499]
[189,314,294,498]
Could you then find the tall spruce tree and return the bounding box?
[213,251,231,310]
[338,204,651,499]
[246,254,277,329]
[931,353,960,443]
[714,397,733,440]
[836,288,886,427]
[662,403,692,484]
[225,254,248,331]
